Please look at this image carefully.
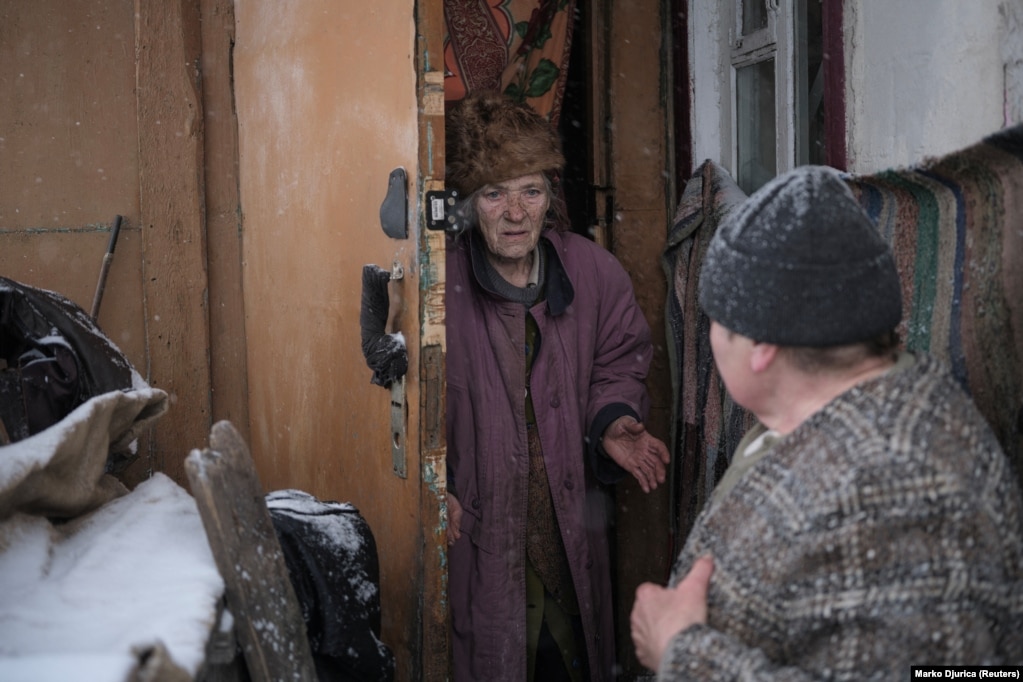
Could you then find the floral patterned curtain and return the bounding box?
[444,0,577,125]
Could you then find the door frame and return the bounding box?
[415,0,450,678]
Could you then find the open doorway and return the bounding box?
[442,1,678,678]
[559,3,599,240]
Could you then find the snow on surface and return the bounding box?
[265,490,364,553]
[266,490,379,604]
[0,473,225,681]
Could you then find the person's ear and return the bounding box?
[749,341,778,373]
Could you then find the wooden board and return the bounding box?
[185,420,316,681]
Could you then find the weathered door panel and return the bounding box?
[415,4,451,678]
[233,2,446,679]
[0,0,212,487]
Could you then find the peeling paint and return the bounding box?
[426,120,436,176]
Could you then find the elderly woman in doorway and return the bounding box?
[443,91,670,682]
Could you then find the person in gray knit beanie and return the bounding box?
[697,164,902,347]
[631,165,1023,679]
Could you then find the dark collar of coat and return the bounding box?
[464,228,575,316]
[540,230,575,317]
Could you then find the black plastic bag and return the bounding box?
[0,277,135,447]
[266,489,396,682]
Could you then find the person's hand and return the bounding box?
[601,416,670,492]
[446,492,463,546]
[630,555,715,670]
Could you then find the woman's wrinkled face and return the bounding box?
[474,172,549,267]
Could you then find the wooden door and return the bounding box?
[231,2,447,680]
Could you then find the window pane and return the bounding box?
[795,0,825,165]
[742,0,768,36]
[736,58,776,194]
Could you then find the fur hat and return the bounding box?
[698,165,903,346]
[445,92,564,197]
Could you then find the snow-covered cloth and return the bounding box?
[660,353,1023,680]
[0,277,220,681]
[0,473,224,680]
[446,227,655,681]
[0,386,166,519]
[0,387,168,520]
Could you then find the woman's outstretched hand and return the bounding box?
[601,416,670,492]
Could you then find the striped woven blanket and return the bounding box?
[663,124,1023,546]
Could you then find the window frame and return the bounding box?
[725,0,838,193]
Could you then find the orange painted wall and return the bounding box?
[0,0,144,370]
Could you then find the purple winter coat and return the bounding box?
[446,228,655,681]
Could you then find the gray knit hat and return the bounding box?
[698,165,902,346]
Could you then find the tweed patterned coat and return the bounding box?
[660,353,1023,680]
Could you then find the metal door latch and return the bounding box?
[391,377,407,479]
[426,189,471,234]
